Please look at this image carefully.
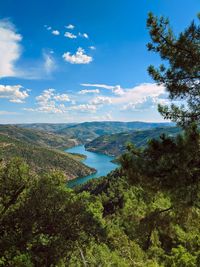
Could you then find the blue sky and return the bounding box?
[0,0,199,123]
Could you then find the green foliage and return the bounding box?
[147,13,200,126]
[1,12,200,267]
[85,126,181,156]
[0,159,105,266]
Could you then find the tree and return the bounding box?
[0,158,106,266]
[147,13,200,126]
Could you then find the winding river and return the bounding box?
[66,145,117,187]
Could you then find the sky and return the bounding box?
[0,0,199,123]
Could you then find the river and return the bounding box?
[65,145,117,187]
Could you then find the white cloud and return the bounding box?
[54,94,70,102]
[80,83,169,113]
[43,53,56,74]
[112,83,166,106]
[81,83,125,95]
[112,85,125,96]
[89,46,96,50]
[0,85,29,103]
[83,33,89,39]
[62,47,93,64]
[44,25,52,31]
[90,96,112,105]
[26,89,71,113]
[78,89,100,94]
[81,83,114,89]
[65,24,75,30]
[64,32,77,39]
[52,30,60,35]
[70,104,97,113]
[122,96,160,111]
[0,19,22,78]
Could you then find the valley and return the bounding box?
[0,121,178,184]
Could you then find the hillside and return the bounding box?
[0,125,79,149]
[17,123,76,132]
[85,127,181,156]
[57,121,173,143]
[0,130,95,180]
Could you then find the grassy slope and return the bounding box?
[85,127,181,156]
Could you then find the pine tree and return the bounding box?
[147,13,200,126]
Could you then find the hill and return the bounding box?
[57,121,173,143]
[0,125,78,149]
[0,127,95,180]
[85,126,181,156]
[17,123,75,132]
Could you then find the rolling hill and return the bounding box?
[0,126,95,180]
[0,125,79,149]
[56,121,173,143]
[85,127,181,156]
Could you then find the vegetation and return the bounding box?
[0,12,200,266]
[0,132,95,181]
[147,12,200,126]
[52,121,173,143]
[85,126,181,156]
[0,125,78,150]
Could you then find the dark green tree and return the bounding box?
[147,13,200,126]
[0,158,106,266]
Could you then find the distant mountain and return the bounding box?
[0,125,78,149]
[0,126,95,180]
[17,123,76,133]
[57,121,174,143]
[85,127,181,156]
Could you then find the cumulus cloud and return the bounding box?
[112,83,166,106]
[25,89,71,114]
[81,83,125,95]
[0,19,22,78]
[65,24,75,30]
[54,94,70,102]
[90,96,112,105]
[64,32,77,39]
[80,83,169,114]
[78,89,100,94]
[0,85,29,103]
[52,30,60,35]
[121,96,161,111]
[62,47,92,64]
[70,104,97,113]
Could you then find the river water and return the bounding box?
[66,145,117,187]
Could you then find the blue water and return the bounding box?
[66,145,117,187]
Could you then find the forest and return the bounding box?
[0,13,200,266]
